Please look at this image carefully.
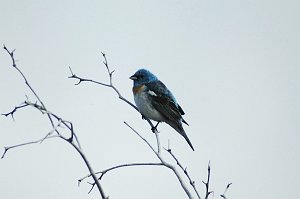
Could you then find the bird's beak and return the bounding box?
[129,75,137,80]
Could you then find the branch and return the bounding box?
[1,135,59,159]
[79,162,164,186]
[68,51,227,199]
[3,45,107,199]
[68,53,161,153]
[85,161,186,195]
[72,52,197,198]
[124,122,194,199]
[202,162,213,199]
[2,102,29,120]
[3,45,56,134]
[165,148,201,199]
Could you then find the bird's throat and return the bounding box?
[132,84,146,95]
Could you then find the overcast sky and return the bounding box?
[0,1,299,199]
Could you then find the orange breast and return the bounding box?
[133,85,145,95]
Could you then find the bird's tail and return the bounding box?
[169,121,194,151]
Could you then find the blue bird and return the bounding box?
[130,69,194,151]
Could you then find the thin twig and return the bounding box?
[1,135,59,159]
[79,162,164,186]
[202,162,213,199]
[165,148,201,199]
[220,183,232,199]
[2,102,29,120]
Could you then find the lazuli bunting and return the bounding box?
[130,69,194,151]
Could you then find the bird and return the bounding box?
[129,69,194,151]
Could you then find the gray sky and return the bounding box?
[1,0,299,198]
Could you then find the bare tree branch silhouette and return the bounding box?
[2,46,231,199]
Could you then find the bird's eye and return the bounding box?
[138,74,144,79]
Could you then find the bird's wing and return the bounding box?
[145,81,185,122]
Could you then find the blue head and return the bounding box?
[130,69,158,87]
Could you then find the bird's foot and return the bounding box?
[151,122,160,133]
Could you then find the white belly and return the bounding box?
[134,92,164,122]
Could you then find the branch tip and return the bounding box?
[226,182,232,189]
[68,66,74,76]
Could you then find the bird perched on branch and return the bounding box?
[130,69,194,151]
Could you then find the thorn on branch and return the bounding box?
[190,180,195,186]
[184,168,188,174]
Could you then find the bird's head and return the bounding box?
[130,69,158,86]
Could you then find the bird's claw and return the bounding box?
[151,122,160,133]
[151,126,157,132]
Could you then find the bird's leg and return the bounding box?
[151,122,160,132]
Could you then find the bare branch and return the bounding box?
[2,102,29,120]
[68,53,160,143]
[1,135,59,159]
[124,122,194,199]
[165,148,201,199]
[202,161,213,199]
[3,45,56,130]
[99,163,163,180]
[79,162,164,191]
[72,52,196,198]
[124,122,160,159]
[68,69,111,87]
[3,46,228,199]
[3,45,107,199]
